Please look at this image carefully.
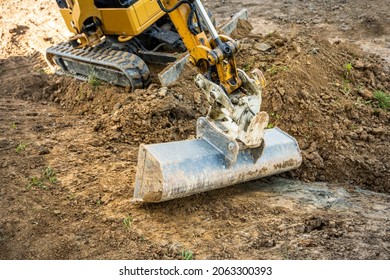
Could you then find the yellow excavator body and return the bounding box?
[59,1,164,38]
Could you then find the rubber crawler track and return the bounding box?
[46,42,150,90]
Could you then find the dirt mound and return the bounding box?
[230,19,254,39]
[236,31,389,192]
[41,76,205,145]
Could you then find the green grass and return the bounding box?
[243,62,253,72]
[10,122,17,129]
[26,166,58,190]
[373,90,390,110]
[344,62,353,77]
[341,79,351,95]
[27,176,45,189]
[95,198,103,206]
[123,214,133,229]
[280,245,290,260]
[44,166,58,184]
[67,193,76,201]
[269,112,281,120]
[88,72,101,87]
[181,250,194,260]
[353,97,372,109]
[267,123,275,129]
[266,64,290,75]
[15,142,28,153]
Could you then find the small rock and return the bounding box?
[350,132,358,140]
[332,39,341,45]
[274,39,284,47]
[359,131,368,141]
[312,18,323,24]
[113,103,122,111]
[158,87,168,98]
[193,91,201,104]
[277,87,286,96]
[255,43,272,52]
[110,125,121,131]
[299,239,317,247]
[311,152,324,168]
[358,88,374,100]
[292,42,301,53]
[355,126,364,134]
[38,146,50,155]
[54,210,61,215]
[252,238,276,248]
[86,92,94,100]
[371,127,385,135]
[305,216,327,232]
[310,48,320,55]
[111,111,120,122]
[354,60,365,69]
[271,93,283,111]
[148,83,159,91]
[300,90,310,98]
[286,96,294,104]
[340,24,351,31]
[32,205,42,211]
[93,122,102,131]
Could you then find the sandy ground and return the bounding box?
[0,0,389,259]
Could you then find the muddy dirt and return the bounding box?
[0,0,389,259]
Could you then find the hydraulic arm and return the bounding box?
[160,0,269,151]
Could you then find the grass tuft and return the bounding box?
[26,166,58,190]
[15,142,28,153]
[88,72,101,87]
[123,214,133,229]
[181,250,194,260]
[374,90,390,110]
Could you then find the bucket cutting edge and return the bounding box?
[133,127,302,203]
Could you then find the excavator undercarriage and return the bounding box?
[48,0,302,202]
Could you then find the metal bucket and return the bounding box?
[133,127,302,202]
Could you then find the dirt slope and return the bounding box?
[0,0,389,259]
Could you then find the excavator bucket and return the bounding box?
[133,123,301,203]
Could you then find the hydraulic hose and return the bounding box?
[156,0,191,13]
[157,0,200,35]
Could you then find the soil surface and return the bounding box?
[1,0,389,259]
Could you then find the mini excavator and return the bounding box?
[47,0,302,202]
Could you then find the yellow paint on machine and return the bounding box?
[58,1,164,37]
